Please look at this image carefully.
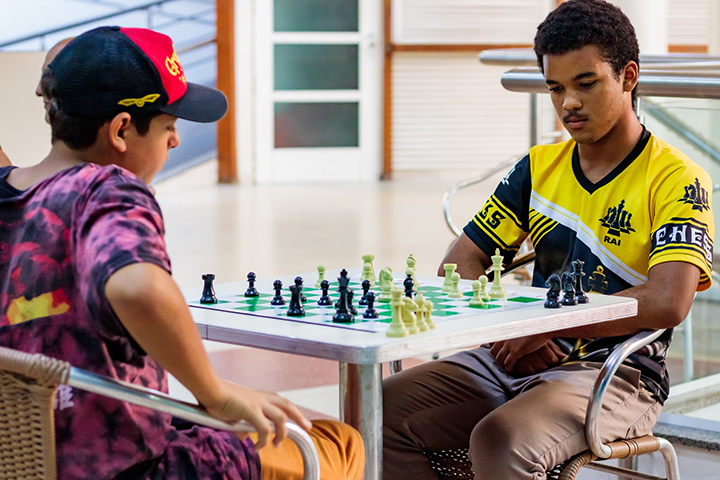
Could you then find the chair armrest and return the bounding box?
[585,329,665,459]
[67,367,321,480]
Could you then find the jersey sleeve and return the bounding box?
[649,165,714,291]
[73,168,172,341]
[463,155,531,263]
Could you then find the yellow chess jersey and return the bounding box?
[464,128,714,401]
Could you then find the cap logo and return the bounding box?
[118,93,161,108]
[165,50,186,85]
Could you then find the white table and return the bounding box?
[185,269,638,480]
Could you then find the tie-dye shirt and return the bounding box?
[0,164,260,480]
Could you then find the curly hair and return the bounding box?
[534,0,639,101]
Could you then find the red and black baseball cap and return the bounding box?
[47,26,227,123]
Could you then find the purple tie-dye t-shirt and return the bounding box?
[0,164,260,480]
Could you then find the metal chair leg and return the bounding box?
[658,438,681,480]
[683,312,693,382]
[389,360,403,375]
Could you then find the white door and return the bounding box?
[255,0,383,183]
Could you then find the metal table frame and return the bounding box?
[186,269,637,480]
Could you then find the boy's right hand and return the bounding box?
[203,381,312,449]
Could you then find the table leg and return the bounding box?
[339,362,383,480]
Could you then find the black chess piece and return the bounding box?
[560,271,577,306]
[294,276,307,303]
[244,272,259,297]
[336,269,350,292]
[317,279,333,306]
[572,259,589,304]
[359,279,371,306]
[287,284,305,316]
[200,273,217,304]
[347,289,358,316]
[403,274,414,298]
[544,274,561,309]
[270,279,285,305]
[333,269,353,323]
[363,291,379,319]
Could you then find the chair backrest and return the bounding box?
[0,348,71,480]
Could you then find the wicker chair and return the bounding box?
[0,346,320,480]
[423,329,681,480]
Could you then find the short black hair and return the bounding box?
[534,0,639,103]
[40,70,162,150]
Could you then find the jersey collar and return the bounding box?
[572,126,651,195]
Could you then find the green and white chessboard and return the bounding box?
[188,272,545,333]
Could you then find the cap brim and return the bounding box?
[160,82,228,123]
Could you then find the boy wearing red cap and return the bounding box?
[0,27,363,480]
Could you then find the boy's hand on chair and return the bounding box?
[204,381,312,449]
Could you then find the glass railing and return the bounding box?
[0,0,217,181]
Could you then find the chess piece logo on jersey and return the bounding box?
[588,266,608,294]
[599,199,635,246]
[678,178,710,212]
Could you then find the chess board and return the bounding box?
[188,272,545,333]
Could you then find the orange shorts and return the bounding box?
[251,420,364,480]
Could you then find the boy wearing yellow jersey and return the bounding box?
[382,1,714,479]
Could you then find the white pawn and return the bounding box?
[479,275,491,301]
[361,262,374,284]
[469,280,485,307]
[424,299,436,329]
[315,264,326,288]
[414,292,430,332]
[406,254,417,288]
[448,272,463,299]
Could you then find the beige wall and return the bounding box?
[0,51,52,167]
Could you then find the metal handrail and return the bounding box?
[479,47,720,68]
[501,66,720,99]
[0,0,213,49]
[69,367,321,480]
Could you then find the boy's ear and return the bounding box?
[107,112,133,153]
[622,61,639,92]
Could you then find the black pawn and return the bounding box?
[295,276,307,303]
[244,272,259,297]
[347,289,358,316]
[287,284,305,316]
[363,291,379,319]
[561,271,577,306]
[359,279,371,306]
[544,274,561,309]
[270,279,285,305]
[200,273,217,304]
[333,269,354,323]
[572,260,589,304]
[404,274,414,298]
[318,279,333,306]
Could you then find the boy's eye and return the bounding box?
[548,86,562,93]
[580,81,596,88]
